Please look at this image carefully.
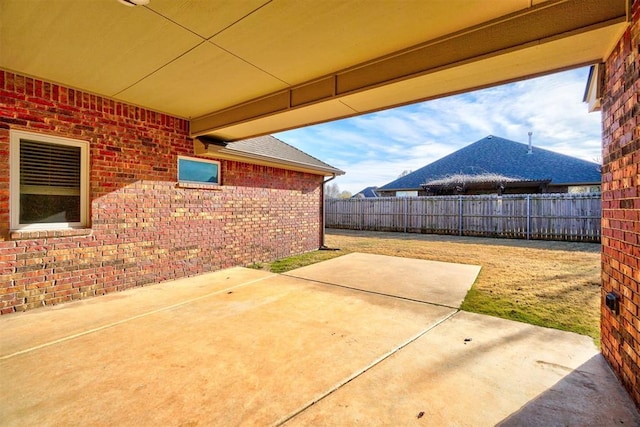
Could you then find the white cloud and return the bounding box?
[275,67,601,194]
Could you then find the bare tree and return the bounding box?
[324,182,340,198]
[593,156,602,173]
[398,169,413,178]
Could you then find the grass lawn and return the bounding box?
[255,229,601,344]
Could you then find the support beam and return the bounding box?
[191,0,626,139]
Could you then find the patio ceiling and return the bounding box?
[0,0,628,141]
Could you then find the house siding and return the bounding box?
[0,71,323,314]
[601,2,640,410]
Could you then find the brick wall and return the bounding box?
[601,2,640,409]
[0,71,323,313]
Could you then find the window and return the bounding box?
[568,185,601,194]
[396,191,418,197]
[10,131,89,230]
[177,156,220,185]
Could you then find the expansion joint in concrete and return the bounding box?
[282,272,460,310]
[273,310,460,426]
[0,274,277,361]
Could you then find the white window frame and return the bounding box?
[10,130,89,230]
[396,190,418,198]
[568,185,601,194]
[177,155,220,185]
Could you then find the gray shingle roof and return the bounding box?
[204,135,344,176]
[353,186,379,198]
[379,135,601,191]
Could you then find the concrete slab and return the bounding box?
[286,252,481,307]
[284,311,640,426]
[1,256,637,426]
[0,269,454,426]
[0,267,271,358]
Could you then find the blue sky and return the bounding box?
[274,66,602,195]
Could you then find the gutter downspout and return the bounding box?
[320,174,338,250]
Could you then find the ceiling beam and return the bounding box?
[191,0,626,139]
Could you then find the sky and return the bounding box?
[274,66,602,195]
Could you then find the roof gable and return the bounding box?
[379,135,601,190]
[353,186,379,198]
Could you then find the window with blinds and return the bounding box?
[10,131,88,229]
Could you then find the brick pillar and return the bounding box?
[601,0,640,410]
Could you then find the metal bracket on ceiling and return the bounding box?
[117,0,149,7]
[197,136,228,150]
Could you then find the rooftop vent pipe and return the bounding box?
[527,131,533,154]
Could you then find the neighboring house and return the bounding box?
[377,135,601,197]
[352,186,379,198]
[0,71,343,313]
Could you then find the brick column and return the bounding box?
[601,0,640,409]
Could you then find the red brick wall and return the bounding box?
[0,71,323,313]
[601,3,640,409]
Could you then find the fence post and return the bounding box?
[404,197,408,233]
[458,196,463,236]
[526,195,531,240]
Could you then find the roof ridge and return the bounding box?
[222,135,344,175]
[378,134,600,190]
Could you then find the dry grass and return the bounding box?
[260,229,601,343]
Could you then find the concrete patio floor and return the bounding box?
[1,253,638,426]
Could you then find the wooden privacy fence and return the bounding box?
[325,193,601,242]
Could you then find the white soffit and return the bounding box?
[191,0,627,139]
[340,23,628,114]
[210,0,533,86]
[116,42,288,118]
[0,0,627,139]
[148,0,269,39]
[0,0,202,97]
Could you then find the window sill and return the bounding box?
[176,182,222,190]
[10,228,93,240]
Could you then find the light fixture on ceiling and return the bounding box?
[118,0,149,6]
